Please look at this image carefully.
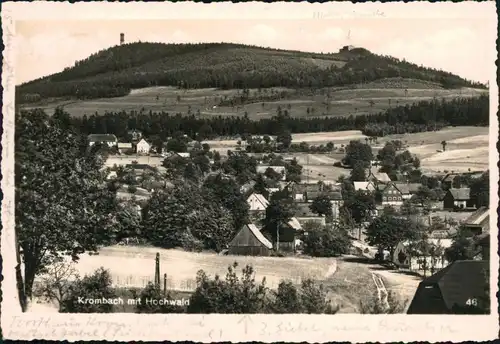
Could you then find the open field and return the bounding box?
[37,245,336,292]
[21,85,487,119]
[383,126,489,173]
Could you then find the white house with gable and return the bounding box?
[246,193,269,211]
[136,139,150,154]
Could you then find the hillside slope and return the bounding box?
[17,42,485,103]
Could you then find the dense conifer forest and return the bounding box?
[17,42,485,103]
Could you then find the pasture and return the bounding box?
[384,126,489,173]
[21,85,487,120]
[44,245,337,292]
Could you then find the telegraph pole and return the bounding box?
[276,221,280,252]
[154,253,160,288]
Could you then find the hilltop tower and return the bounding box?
[120,33,125,45]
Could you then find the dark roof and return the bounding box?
[306,191,343,200]
[294,183,323,193]
[294,203,318,217]
[88,134,117,142]
[407,260,489,314]
[125,164,157,171]
[442,173,459,182]
[448,188,470,200]
[463,207,489,227]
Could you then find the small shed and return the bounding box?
[407,260,489,314]
[228,224,273,256]
[462,206,490,236]
[443,188,473,210]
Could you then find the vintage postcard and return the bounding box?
[1,1,498,342]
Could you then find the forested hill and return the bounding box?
[17,42,486,103]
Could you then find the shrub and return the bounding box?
[135,282,184,313]
[59,268,117,313]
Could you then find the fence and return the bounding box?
[112,274,198,292]
[111,274,304,292]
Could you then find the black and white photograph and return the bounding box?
[1,1,498,342]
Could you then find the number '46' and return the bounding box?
[466,298,478,306]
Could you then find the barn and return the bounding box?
[407,260,489,314]
[228,224,273,256]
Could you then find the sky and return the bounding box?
[12,2,496,85]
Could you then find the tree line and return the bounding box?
[17,42,485,102]
[52,94,488,143]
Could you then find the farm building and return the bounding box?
[136,139,151,154]
[117,142,133,154]
[88,134,117,147]
[407,260,490,314]
[442,188,474,210]
[462,207,490,236]
[262,218,302,253]
[228,224,273,256]
[393,182,422,200]
[354,181,376,192]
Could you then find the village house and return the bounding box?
[407,260,489,314]
[354,181,376,192]
[365,166,391,184]
[461,207,490,236]
[256,165,286,181]
[442,188,473,211]
[441,172,460,189]
[247,193,269,211]
[377,182,404,206]
[294,203,326,227]
[88,134,117,147]
[117,142,133,154]
[136,138,151,155]
[246,193,269,223]
[228,224,273,256]
[393,182,423,200]
[287,183,323,201]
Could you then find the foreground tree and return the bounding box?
[341,190,376,224]
[15,110,119,303]
[365,214,419,261]
[301,222,351,257]
[32,259,79,312]
[444,226,477,262]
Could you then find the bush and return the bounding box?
[59,268,117,313]
[188,263,268,313]
[128,185,137,194]
[134,282,184,313]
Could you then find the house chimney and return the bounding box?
[120,33,125,45]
